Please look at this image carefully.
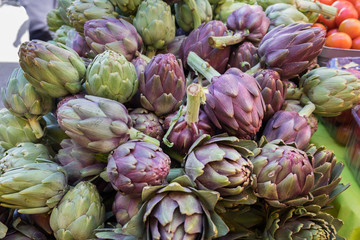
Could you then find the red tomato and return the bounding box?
[325,32,353,48]
[312,23,327,31]
[327,28,339,36]
[332,1,359,26]
[319,0,336,4]
[352,36,360,49]
[355,1,360,15]
[332,0,355,9]
[318,14,337,29]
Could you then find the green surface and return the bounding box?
[311,123,360,240]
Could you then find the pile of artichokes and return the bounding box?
[0,0,357,239]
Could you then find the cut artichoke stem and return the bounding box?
[128,128,160,146]
[162,105,186,147]
[185,83,204,126]
[184,0,202,30]
[246,62,262,75]
[28,117,44,139]
[295,0,337,18]
[208,29,250,49]
[298,101,316,117]
[187,51,221,82]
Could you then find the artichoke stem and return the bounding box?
[185,83,203,126]
[184,0,202,30]
[187,51,221,82]
[162,105,186,147]
[246,62,262,75]
[295,0,337,18]
[146,48,156,59]
[128,128,160,146]
[28,117,44,139]
[208,30,249,49]
[298,101,315,117]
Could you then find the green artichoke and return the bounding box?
[19,40,86,98]
[123,175,229,239]
[50,181,105,240]
[214,0,246,23]
[85,50,138,103]
[47,9,66,32]
[58,0,74,25]
[54,25,75,44]
[0,142,51,175]
[67,0,118,36]
[0,109,38,150]
[0,161,68,214]
[175,0,213,32]
[42,112,69,154]
[109,0,143,15]
[252,138,315,208]
[264,205,344,240]
[133,0,176,56]
[300,67,360,117]
[1,68,53,138]
[185,134,257,209]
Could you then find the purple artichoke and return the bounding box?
[66,29,91,58]
[164,35,187,59]
[107,141,171,195]
[139,53,186,116]
[131,56,149,78]
[181,20,231,73]
[254,69,286,121]
[208,4,270,49]
[228,42,259,72]
[130,108,164,141]
[84,17,143,61]
[112,192,141,226]
[257,23,326,80]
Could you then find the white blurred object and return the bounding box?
[0,4,29,62]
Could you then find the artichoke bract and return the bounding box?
[252,139,315,208]
[123,175,229,239]
[139,53,186,116]
[164,35,186,59]
[256,23,326,80]
[54,25,74,45]
[214,0,246,23]
[112,192,141,226]
[107,141,171,195]
[50,181,105,240]
[185,135,256,208]
[47,9,66,32]
[181,20,231,73]
[0,142,51,175]
[264,205,344,240]
[19,40,86,98]
[175,0,212,32]
[67,0,118,36]
[85,50,138,103]
[65,28,91,58]
[0,109,38,150]
[131,55,149,78]
[109,0,143,15]
[0,161,68,214]
[130,108,164,141]
[42,112,70,153]
[209,5,270,49]
[1,68,53,138]
[84,17,143,61]
[58,0,73,25]
[133,0,176,56]
[228,42,259,72]
[300,67,360,117]
[56,139,106,184]
[254,69,286,121]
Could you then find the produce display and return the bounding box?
[1,0,359,239]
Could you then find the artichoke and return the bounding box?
[180,20,231,73]
[254,69,286,121]
[1,68,53,138]
[163,35,186,59]
[209,5,270,49]
[58,0,74,25]
[50,181,105,240]
[214,0,246,23]
[67,0,118,36]
[85,50,138,103]
[264,205,344,240]
[18,40,86,98]
[65,29,90,58]
[107,141,171,195]
[299,67,360,117]
[139,53,186,116]
[133,0,176,56]
[185,134,256,208]
[42,112,69,154]
[0,142,51,175]
[109,0,143,15]
[130,108,164,140]
[47,9,66,32]
[123,175,229,239]
[84,17,143,61]
[56,139,106,184]
[252,138,314,208]
[175,0,213,32]
[228,42,259,72]
[54,25,74,44]
[3,218,49,240]
[256,23,326,80]
[0,109,38,150]
[113,192,141,226]
[0,161,68,214]
[131,55,149,78]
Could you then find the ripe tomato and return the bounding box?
[318,14,337,29]
[355,1,360,15]
[332,0,355,9]
[339,18,360,38]
[332,1,359,26]
[319,0,336,4]
[327,28,339,36]
[325,32,353,48]
[352,36,360,49]
[312,23,327,31]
